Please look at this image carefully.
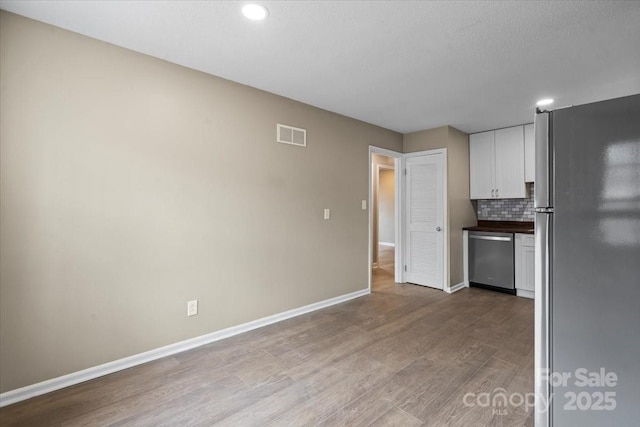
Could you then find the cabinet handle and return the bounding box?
[491,189,495,198]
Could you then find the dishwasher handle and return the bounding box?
[469,235,512,242]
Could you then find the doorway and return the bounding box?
[369,147,402,292]
[373,157,395,290]
[368,147,448,293]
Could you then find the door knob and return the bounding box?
[436,227,442,231]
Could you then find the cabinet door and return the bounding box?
[520,246,535,292]
[515,234,536,293]
[494,126,526,198]
[469,131,495,199]
[524,123,535,182]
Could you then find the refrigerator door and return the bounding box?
[550,94,640,426]
[534,212,551,427]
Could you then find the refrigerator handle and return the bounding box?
[535,111,551,208]
[535,212,552,427]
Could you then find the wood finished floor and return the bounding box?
[0,246,534,426]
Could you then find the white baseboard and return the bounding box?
[0,288,370,408]
[378,242,395,247]
[516,289,535,299]
[445,281,467,294]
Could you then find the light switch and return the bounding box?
[324,208,331,220]
[361,200,367,210]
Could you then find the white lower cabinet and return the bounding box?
[515,233,535,298]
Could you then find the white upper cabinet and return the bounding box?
[469,125,526,199]
[494,126,526,198]
[524,123,535,182]
[469,131,495,200]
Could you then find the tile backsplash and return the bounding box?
[477,183,535,221]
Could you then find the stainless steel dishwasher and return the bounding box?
[468,231,515,294]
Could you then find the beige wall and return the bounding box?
[446,127,477,285]
[0,12,402,393]
[403,126,477,287]
[378,170,395,244]
[402,126,449,153]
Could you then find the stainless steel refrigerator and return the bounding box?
[534,93,640,427]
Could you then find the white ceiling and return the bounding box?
[1,1,639,134]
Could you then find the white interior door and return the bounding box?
[404,153,445,289]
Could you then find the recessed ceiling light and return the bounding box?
[536,98,554,107]
[242,4,269,20]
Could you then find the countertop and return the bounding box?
[463,220,534,235]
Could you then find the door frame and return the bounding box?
[402,149,449,290]
[369,146,403,292]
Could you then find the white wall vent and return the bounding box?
[277,124,306,147]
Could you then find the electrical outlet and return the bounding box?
[324,208,331,220]
[187,300,198,317]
